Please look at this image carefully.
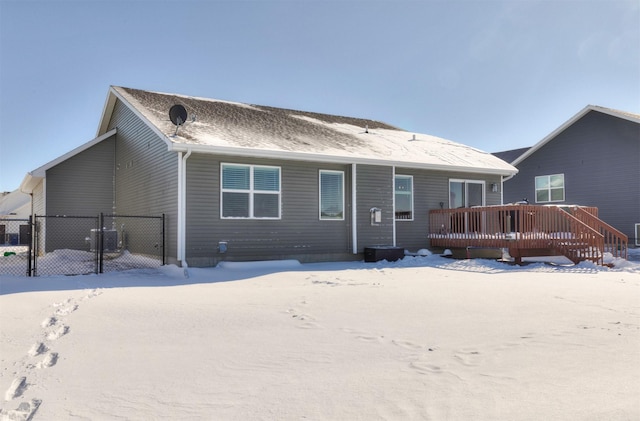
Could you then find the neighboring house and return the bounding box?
[0,190,31,245]
[494,105,640,246]
[20,86,517,266]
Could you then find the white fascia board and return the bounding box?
[512,105,594,166]
[168,143,517,176]
[96,86,118,137]
[20,129,117,193]
[108,87,174,150]
[512,104,639,166]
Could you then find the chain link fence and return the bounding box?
[0,214,164,277]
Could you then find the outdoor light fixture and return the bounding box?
[491,183,499,192]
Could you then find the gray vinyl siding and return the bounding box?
[107,100,179,263]
[45,136,115,215]
[394,168,502,251]
[185,154,353,266]
[42,136,115,251]
[356,165,394,250]
[504,111,640,243]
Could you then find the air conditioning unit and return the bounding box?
[89,229,118,252]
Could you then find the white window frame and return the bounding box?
[394,174,414,221]
[449,179,485,208]
[535,174,565,203]
[220,163,281,219]
[319,170,345,221]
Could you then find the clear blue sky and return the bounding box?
[1,0,638,192]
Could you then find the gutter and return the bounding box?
[168,143,517,177]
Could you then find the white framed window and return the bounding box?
[449,179,485,208]
[221,163,281,219]
[395,175,413,220]
[319,170,344,220]
[535,174,565,203]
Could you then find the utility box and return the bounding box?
[90,229,118,252]
[364,246,404,262]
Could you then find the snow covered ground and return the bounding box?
[1,250,639,420]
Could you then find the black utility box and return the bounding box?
[364,246,405,262]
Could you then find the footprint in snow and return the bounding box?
[4,377,27,401]
[40,316,57,328]
[46,325,69,341]
[36,353,58,369]
[27,343,47,357]
[0,398,41,421]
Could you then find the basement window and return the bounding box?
[221,163,281,219]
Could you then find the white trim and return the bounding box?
[534,173,565,203]
[449,178,486,208]
[318,170,345,221]
[169,143,516,177]
[220,163,282,219]
[106,87,174,149]
[392,167,396,247]
[20,129,118,193]
[512,105,640,166]
[177,149,192,266]
[394,174,414,222]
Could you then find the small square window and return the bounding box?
[535,174,564,203]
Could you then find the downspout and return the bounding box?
[392,166,396,247]
[351,163,358,254]
[177,149,192,266]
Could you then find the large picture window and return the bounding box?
[319,170,344,220]
[221,164,281,218]
[535,174,564,203]
[395,175,413,220]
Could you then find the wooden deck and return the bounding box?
[428,205,628,265]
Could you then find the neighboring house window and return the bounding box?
[395,175,413,220]
[221,163,281,218]
[535,174,564,203]
[319,170,344,220]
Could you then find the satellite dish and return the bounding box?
[169,104,188,126]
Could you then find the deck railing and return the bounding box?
[568,206,628,259]
[428,205,623,265]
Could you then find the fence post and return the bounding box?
[27,215,33,277]
[162,213,166,266]
[98,213,104,274]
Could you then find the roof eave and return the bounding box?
[168,143,517,176]
[20,128,118,193]
[512,104,639,166]
[106,86,174,150]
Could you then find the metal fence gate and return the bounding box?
[0,214,164,277]
[0,217,32,277]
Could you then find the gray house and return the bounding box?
[494,105,640,246]
[21,86,517,266]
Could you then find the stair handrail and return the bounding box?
[567,206,628,259]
